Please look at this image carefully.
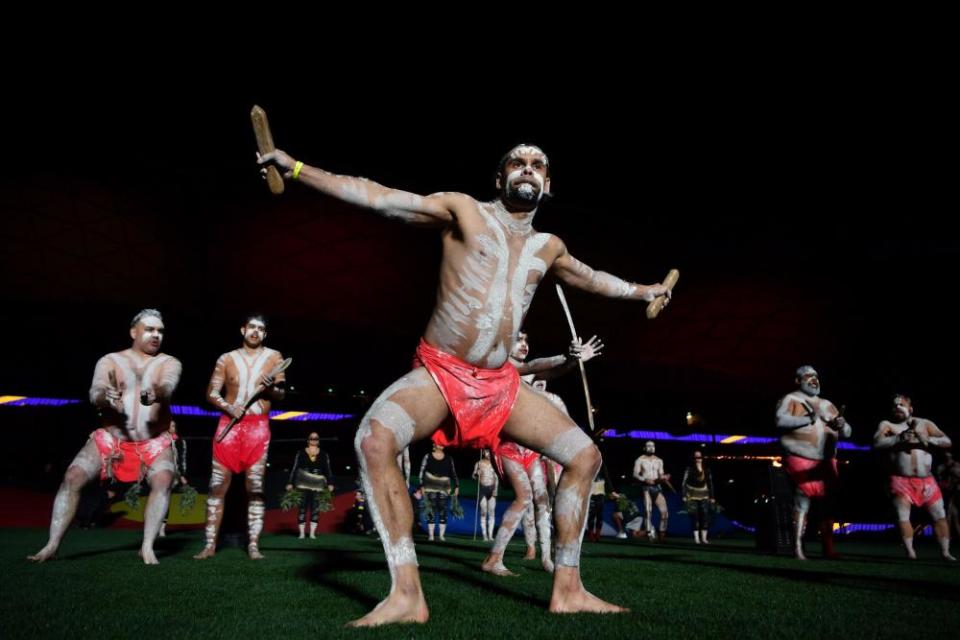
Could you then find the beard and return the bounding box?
[800,381,820,397]
[508,182,540,205]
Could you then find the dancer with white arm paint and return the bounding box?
[775,365,851,560]
[874,394,954,560]
[194,314,286,561]
[28,309,181,565]
[258,141,671,626]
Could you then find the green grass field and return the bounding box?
[3,529,957,639]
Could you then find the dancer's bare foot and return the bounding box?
[139,548,159,565]
[346,581,429,627]
[481,555,518,577]
[551,590,628,613]
[193,546,216,560]
[248,544,265,560]
[523,545,536,560]
[27,545,58,563]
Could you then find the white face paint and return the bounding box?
[799,373,820,397]
[500,145,549,207]
[893,398,913,421]
[510,145,548,160]
[645,441,656,455]
[505,169,545,205]
[241,321,267,348]
[133,317,164,355]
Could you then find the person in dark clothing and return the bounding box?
[286,432,335,539]
[682,450,715,544]
[419,444,458,541]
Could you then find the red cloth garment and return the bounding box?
[497,440,541,471]
[414,338,520,452]
[890,475,942,507]
[213,414,270,474]
[783,455,839,498]
[92,429,175,483]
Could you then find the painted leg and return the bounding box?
[28,439,100,562]
[194,460,232,559]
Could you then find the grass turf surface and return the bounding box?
[3,529,958,639]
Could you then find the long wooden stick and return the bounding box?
[554,285,597,435]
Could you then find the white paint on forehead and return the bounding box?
[509,145,549,164]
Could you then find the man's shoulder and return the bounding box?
[430,191,478,211]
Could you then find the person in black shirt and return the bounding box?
[681,451,715,544]
[286,432,335,539]
[419,444,458,541]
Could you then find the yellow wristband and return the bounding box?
[292,160,304,180]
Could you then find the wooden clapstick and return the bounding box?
[251,105,284,195]
[645,268,679,319]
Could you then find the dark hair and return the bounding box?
[242,313,268,329]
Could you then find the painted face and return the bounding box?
[645,441,656,455]
[498,145,550,207]
[308,432,320,444]
[893,396,913,421]
[798,372,820,397]
[131,315,164,355]
[511,332,530,361]
[482,449,491,460]
[241,320,267,348]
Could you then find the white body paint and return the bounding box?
[633,455,664,484]
[90,350,181,442]
[874,418,950,477]
[776,392,849,460]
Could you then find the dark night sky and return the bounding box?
[1,49,955,443]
